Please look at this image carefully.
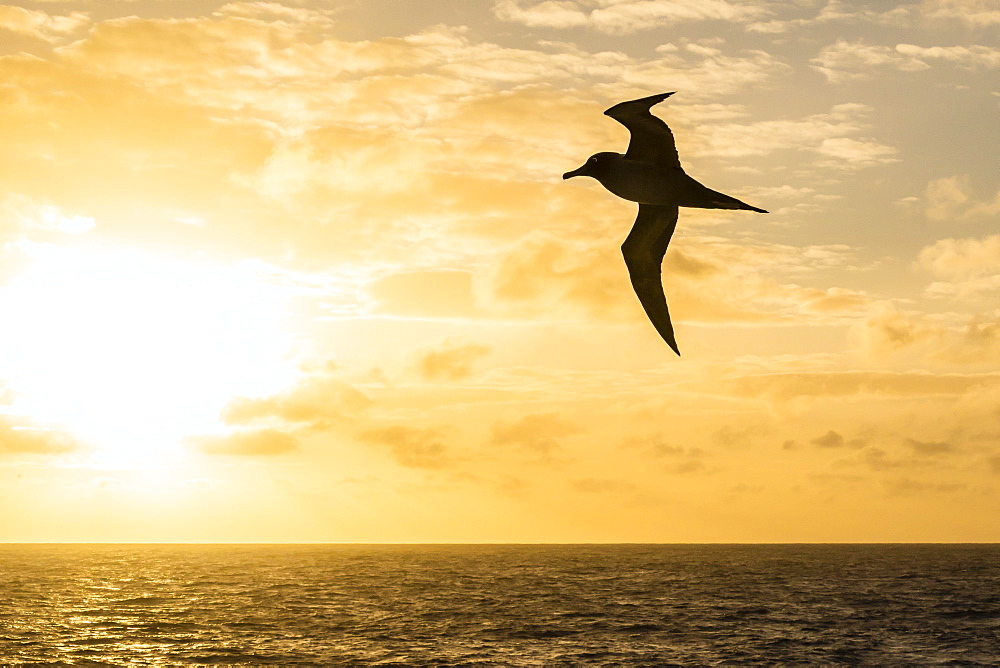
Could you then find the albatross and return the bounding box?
[563,92,767,356]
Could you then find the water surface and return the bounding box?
[1,544,997,664]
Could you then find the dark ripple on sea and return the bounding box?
[0,544,997,665]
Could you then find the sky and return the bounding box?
[0,0,997,543]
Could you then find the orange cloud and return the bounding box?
[357,425,450,469]
[491,412,579,453]
[859,304,1000,365]
[484,230,871,327]
[415,338,491,381]
[223,372,372,426]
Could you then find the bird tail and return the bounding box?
[704,189,768,213]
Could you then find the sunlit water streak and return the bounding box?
[0,544,997,665]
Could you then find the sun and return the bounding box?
[0,243,297,465]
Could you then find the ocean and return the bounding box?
[0,544,997,665]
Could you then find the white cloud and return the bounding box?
[919,235,1000,280]
[813,40,1000,82]
[918,235,1000,303]
[214,2,339,26]
[693,103,897,170]
[0,5,89,43]
[923,175,1000,222]
[816,137,899,168]
[920,0,1000,27]
[750,0,1000,33]
[494,0,767,33]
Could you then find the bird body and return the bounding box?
[568,151,766,212]
[563,92,767,355]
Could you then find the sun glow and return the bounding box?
[0,244,297,465]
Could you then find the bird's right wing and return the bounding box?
[621,203,681,355]
[604,92,680,168]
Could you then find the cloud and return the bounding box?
[368,271,480,318]
[922,177,1000,222]
[621,433,707,472]
[485,230,872,327]
[222,368,372,426]
[214,2,340,26]
[485,231,627,320]
[665,460,707,474]
[883,477,964,496]
[0,9,795,279]
[716,369,1000,402]
[859,304,1000,365]
[415,338,491,381]
[757,0,997,34]
[493,0,592,29]
[919,0,1000,27]
[0,420,76,454]
[60,14,779,117]
[903,438,956,455]
[917,235,1000,302]
[816,137,899,168]
[693,103,897,169]
[785,431,866,451]
[712,423,767,448]
[812,40,1000,83]
[811,430,846,448]
[832,447,925,473]
[0,195,95,240]
[0,53,277,258]
[926,176,973,221]
[357,425,450,468]
[491,412,579,453]
[189,428,298,456]
[621,434,709,474]
[493,0,767,33]
[747,1,913,33]
[0,5,89,43]
[858,304,939,356]
[617,42,790,97]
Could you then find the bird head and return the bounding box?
[562,152,616,180]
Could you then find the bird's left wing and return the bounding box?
[604,92,680,168]
[621,204,681,355]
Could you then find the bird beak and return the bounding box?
[563,164,587,179]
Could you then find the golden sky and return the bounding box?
[0,0,997,542]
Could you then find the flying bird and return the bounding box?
[563,92,767,356]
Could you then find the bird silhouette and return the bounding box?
[563,92,767,356]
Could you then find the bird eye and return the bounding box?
[589,157,597,164]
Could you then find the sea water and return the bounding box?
[1,544,997,665]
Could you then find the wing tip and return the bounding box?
[647,304,682,356]
[604,91,676,116]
